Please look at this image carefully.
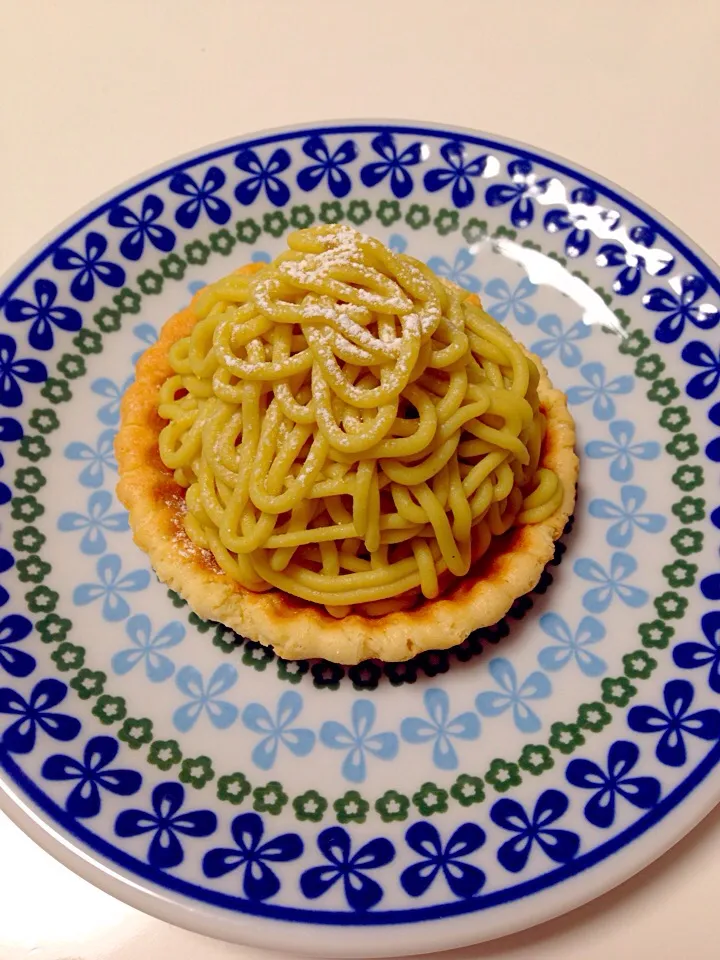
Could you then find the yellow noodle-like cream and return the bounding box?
[157,225,563,616]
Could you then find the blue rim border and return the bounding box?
[2,739,719,924]
[1,123,719,307]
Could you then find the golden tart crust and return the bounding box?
[116,265,578,665]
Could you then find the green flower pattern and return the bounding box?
[118,718,154,750]
[148,739,182,772]
[518,745,554,775]
[293,790,328,822]
[69,668,106,700]
[485,760,522,794]
[217,773,251,805]
[412,782,450,815]
[375,789,411,822]
[334,791,370,824]
[253,781,288,815]
[56,355,85,380]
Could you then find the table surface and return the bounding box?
[1,1,719,957]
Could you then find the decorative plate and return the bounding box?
[1,122,719,958]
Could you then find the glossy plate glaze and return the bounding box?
[0,122,719,958]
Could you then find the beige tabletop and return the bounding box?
[1,1,719,957]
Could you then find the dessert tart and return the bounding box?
[116,225,577,664]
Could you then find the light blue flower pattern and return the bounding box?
[65,428,117,488]
[242,691,315,770]
[91,376,134,426]
[475,659,551,733]
[131,323,158,364]
[173,664,239,733]
[530,314,592,367]
[573,552,648,613]
[589,485,667,548]
[585,421,661,482]
[320,700,398,784]
[73,554,150,622]
[484,276,538,325]
[400,689,480,771]
[426,250,481,293]
[565,362,634,421]
[388,234,407,254]
[111,614,185,683]
[57,490,129,554]
[538,613,607,677]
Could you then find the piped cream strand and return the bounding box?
[157,225,562,615]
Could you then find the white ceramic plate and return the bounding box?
[1,121,719,958]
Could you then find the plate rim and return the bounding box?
[1,117,719,957]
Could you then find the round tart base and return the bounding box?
[116,267,578,665]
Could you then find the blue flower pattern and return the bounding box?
[585,420,661,482]
[596,225,674,297]
[111,614,185,683]
[203,812,302,901]
[566,740,661,828]
[73,554,151,622]
[565,361,634,421]
[706,402,720,462]
[543,187,597,258]
[169,167,231,228]
[65,428,118,488]
[530,314,592,367]
[573,552,648,613]
[682,341,720,400]
[242,690,315,770]
[115,781,216,869]
[51,231,125,302]
[401,689,480,771]
[320,700,398,783]
[297,136,358,198]
[91,376,134,426]
[537,613,607,677]
[644,275,719,344]
[628,679,720,767]
[58,490,129,554]
[0,678,80,755]
[0,417,22,504]
[173,664,238,732]
[131,323,158,364]
[0,614,36,677]
[4,279,82,350]
[484,276,538,325]
[0,548,12,603]
[475,658,551,734]
[588,485,666,548]
[300,827,394,911]
[360,132,424,198]
[0,334,46,407]
[401,821,486,898]
[490,790,580,873]
[108,194,175,261]
[674,612,720,694]
[424,142,491,209]
[426,250,481,293]
[42,735,142,818]
[234,148,291,207]
[485,159,550,228]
